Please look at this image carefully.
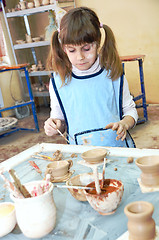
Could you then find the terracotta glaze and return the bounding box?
[124,201,156,240]
[135,156,159,186]
[66,172,102,201]
[84,179,124,215]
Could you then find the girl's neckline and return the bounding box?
[72,56,101,77]
[72,68,104,80]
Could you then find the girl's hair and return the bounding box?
[47,7,123,84]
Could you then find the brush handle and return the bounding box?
[54,184,94,190]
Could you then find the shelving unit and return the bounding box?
[0,0,75,101]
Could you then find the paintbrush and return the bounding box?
[9,169,32,198]
[53,184,95,190]
[56,128,70,144]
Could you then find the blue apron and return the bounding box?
[51,69,135,148]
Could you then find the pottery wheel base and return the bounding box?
[116,225,159,240]
[137,178,159,193]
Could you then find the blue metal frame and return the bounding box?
[0,65,39,137]
[122,58,148,124]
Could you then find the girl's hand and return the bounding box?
[104,121,128,141]
[104,116,135,141]
[44,118,63,136]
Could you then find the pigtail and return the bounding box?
[47,30,72,85]
[99,24,123,81]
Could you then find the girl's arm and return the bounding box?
[44,118,66,136]
[44,79,65,136]
[105,116,135,141]
[105,77,138,141]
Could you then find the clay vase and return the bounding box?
[19,1,26,10]
[135,155,159,186]
[124,201,156,240]
[10,180,56,238]
[42,0,50,5]
[25,34,32,43]
[34,0,40,7]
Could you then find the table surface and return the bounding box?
[0,143,159,240]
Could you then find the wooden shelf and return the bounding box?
[6,2,74,18]
[25,90,49,97]
[14,41,50,50]
[21,71,51,77]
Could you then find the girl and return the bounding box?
[44,7,138,147]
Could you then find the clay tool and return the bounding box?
[9,169,32,198]
[0,172,24,198]
[93,166,101,194]
[53,184,95,190]
[101,158,106,189]
[56,128,70,144]
[31,153,55,161]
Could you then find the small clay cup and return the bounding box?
[45,160,73,180]
[124,201,156,240]
[135,155,159,186]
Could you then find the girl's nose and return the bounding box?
[77,50,84,60]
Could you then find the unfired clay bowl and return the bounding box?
[66,172,102,201]
[0,202,16,237]
[81,148,107,164]
[135,155,159,186]
[84,179,124,215]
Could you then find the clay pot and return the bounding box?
[34,0,40,7]
[45,160,73,181]
[84,179,124,215]
[27,2,34,8]
[124,201,156,240]
[42,0,50,5]
[25,34,32,43]
[19,1,26,10]
[10,180,56,238]
[135,156,159,186]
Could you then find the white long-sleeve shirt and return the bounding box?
[49,57,138,123]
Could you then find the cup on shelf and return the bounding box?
[27,2,34,8]
[19,1,26,10]
[34,0,41,7]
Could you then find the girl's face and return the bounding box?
[64,42,98,71]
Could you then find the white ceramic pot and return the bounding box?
[10,180,56,238]
[0,202,16,237]
[84,179,124,215]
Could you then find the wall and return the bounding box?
[76,0,159,104]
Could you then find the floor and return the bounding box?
[0,105,159,163]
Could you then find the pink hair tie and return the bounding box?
[57,28,60,33]
[100,23,103,28]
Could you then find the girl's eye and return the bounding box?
[68,49,75,53]
[83,47,90,51]
[84,48,90,51]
